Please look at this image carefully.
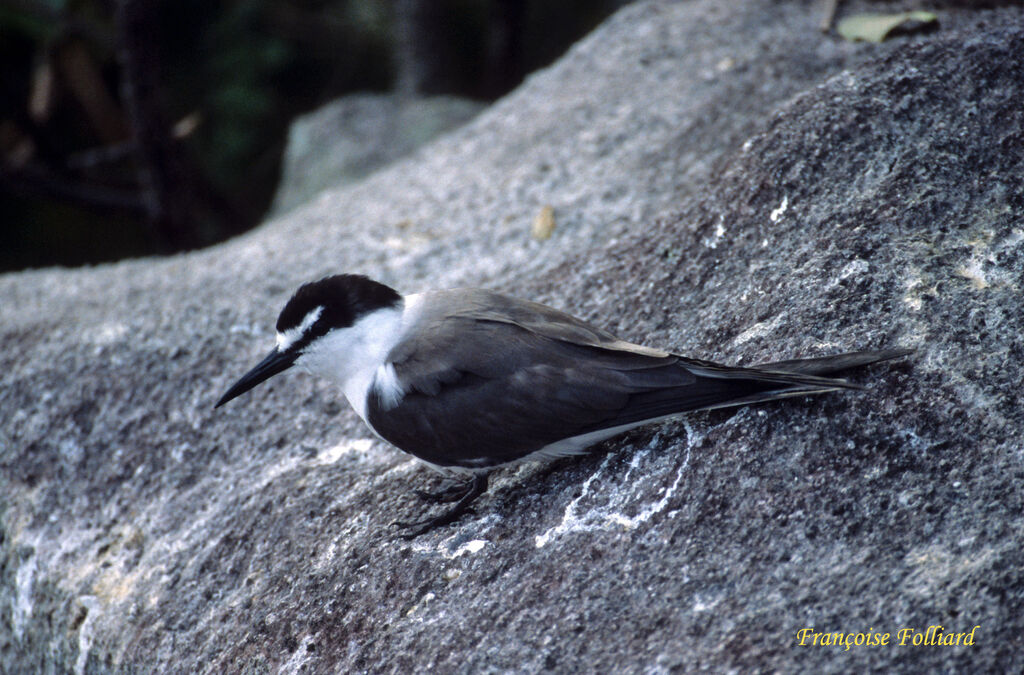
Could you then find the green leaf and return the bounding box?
[837,11,938,43]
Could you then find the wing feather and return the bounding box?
[368,290,871,469]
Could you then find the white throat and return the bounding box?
[290,295,421,420]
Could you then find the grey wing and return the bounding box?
[445,288,672,358]
[367,290,858,469]
[368,309,688,468]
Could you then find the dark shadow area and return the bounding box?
[0,0,630,272]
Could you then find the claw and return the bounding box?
[394,474,489,538]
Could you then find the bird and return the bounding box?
[215,273,911,537]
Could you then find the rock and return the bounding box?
[271,94,486,215]
[2,1,1023,672]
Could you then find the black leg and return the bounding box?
[394,473,489,538]
[413,479,477,504]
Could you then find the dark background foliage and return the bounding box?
[0,0,628,272]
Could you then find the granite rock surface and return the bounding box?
[2,1,1023,672]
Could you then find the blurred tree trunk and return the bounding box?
[115,0,203,251]
[484,0,527,98]
[394,0,528,98]
[393,0,441,97]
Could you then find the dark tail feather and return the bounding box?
[581,348,914,432]
[754,348,914,376]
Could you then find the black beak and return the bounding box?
[215,348,297,408]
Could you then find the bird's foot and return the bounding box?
[394,474,489,538]
[412,479,476,504]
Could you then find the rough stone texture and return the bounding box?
[271,94,485,215]
[3,1,1023,672]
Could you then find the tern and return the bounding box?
[216,274,910,536]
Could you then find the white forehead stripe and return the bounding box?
[276,305,324,351]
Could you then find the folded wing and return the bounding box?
[369,290,885,469]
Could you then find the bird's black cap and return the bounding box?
[276,274,401,344]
